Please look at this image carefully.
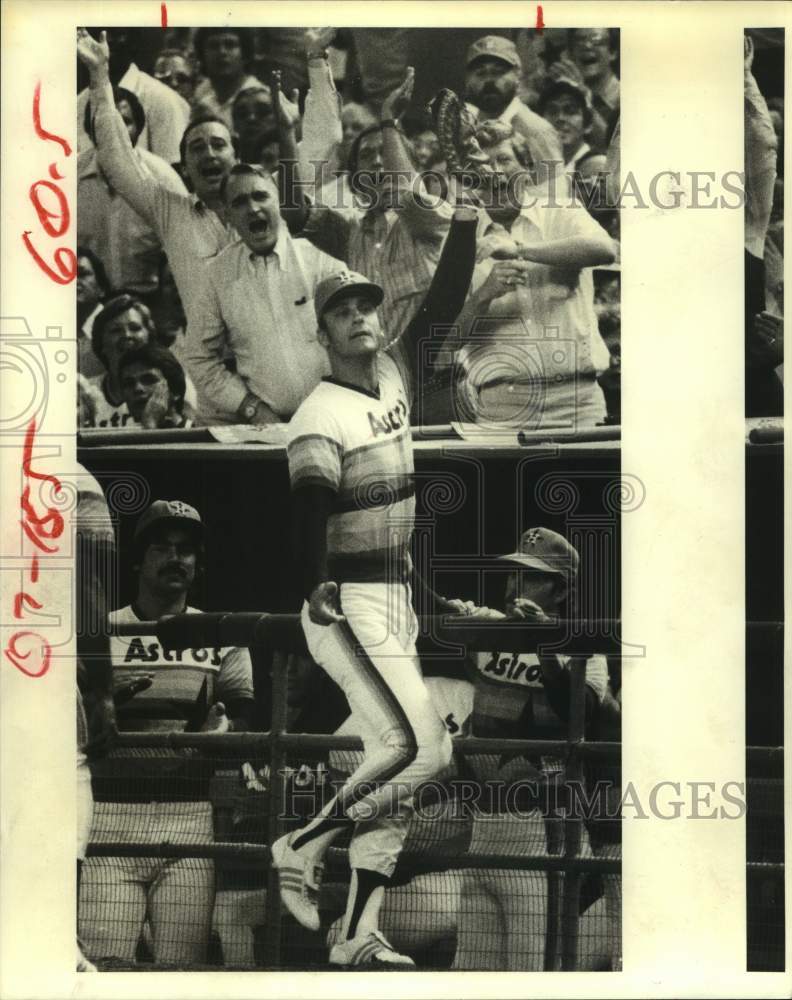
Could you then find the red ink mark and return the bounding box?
[32,81,71,157]
[536,5,545,33]
[14,592,43,619]
[4,632,51,678]
[25,83,75,284]
[161,3,168,28]
[21,235,76,284]
[4,419,62,679]
[29,180,70,237]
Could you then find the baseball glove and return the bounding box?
[427,87,490,180]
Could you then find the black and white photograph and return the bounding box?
[73,22,623,972]
[0,3,790,998]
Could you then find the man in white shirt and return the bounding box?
[463,35,563,185]
[78,88,187,297]
[185,164,344,424]
[443,120,615,430]
[76,27,189,163]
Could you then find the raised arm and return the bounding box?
[76,28,158,226]
[297,28,343,196]
[392,205,477,386]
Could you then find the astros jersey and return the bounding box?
[472,651,609,738]
[109,604,254,732]
[287,353,414,584]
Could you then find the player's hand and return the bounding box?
[83,691,118,758]
[507,598,551,622]
[250,399,281,425]
[547,55,586,90]
[304,27,336,55]
[477,259,530,303]
[202,701,231,733]
[77,28,110,80]
[748,311,784,368]
[271,71,301,133]
[112,671,154,705]
[381,66,415,121]
[476,228,521,262]
[308,581,345,625]
[140,380,171,429]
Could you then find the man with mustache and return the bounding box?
[463,34,563,185]
[80,500,254,966]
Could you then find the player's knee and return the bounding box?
[382,726,419,771]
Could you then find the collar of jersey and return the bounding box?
[322,375,381,400]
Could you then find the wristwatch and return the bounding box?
[238,392,261,423]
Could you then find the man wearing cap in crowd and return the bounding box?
[450,526,616,971]
[79,499,255,967]
[184,163,345,425]
[464,34,563,185]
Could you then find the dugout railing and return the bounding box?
[88,611,623,970]
[87,615,784,971]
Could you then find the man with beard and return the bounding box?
[77,27,189,163]
[79,501,254,966]
[464,35,562,185]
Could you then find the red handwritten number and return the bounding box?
[29,180,70,237]
[536,5,545,33]
[161,3,168,28]
[4,418,63,677]
[5,632,52,678]
[24,82,75,284]
[32,81,71,156]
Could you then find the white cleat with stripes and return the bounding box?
[270,832,323,932]
[329,929,416,969]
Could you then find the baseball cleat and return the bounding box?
[270,832,323,932]
[329,929,416,968]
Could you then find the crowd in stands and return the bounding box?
[76,26,621,432]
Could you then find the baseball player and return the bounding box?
[75,464,117,972]
[274,204,477,968]
[451,527,616,971]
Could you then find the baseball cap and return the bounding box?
[466,35,521,71]
[133,499,203,543]
[498,527,580,580]
[314,270,384,323]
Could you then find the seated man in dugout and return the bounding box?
[79,500,254,967]
[449,527,619,971]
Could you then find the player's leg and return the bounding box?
[451,869,505,970]
[78,856,148,962]
[496,869,547,971]
[273,583,452,945]
[76,694,96,970]
[149,857,215,965]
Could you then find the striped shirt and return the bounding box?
[287,353,414,584]
[301,200,454,346]
[109,605,254,732]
